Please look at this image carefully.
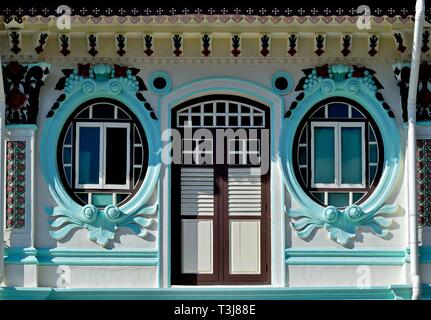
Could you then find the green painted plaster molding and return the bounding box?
[4,247,158,266]
[285,248,409,266]
[279,64,401,246]
[0,285,413,300]
[39,63,161,247]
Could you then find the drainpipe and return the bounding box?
[407,0,425,301]
[0,56,4,285]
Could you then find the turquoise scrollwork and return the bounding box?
[41,63,161,247]
[279,64,401,245]
[48,204,157,247]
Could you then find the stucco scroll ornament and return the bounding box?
[41,63,161,247]
[280,64,401,246]
[47,204,157,247]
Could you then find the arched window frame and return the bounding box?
[40,64,161,247]
[279,64,401,245]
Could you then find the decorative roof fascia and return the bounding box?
[2,14,417,26]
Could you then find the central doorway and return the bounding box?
[171,94,270,285]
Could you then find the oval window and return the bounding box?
[57,98,148,208]
[293,98,384,208]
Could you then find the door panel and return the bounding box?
[181,219,214,274]
[229,220,261,274]
[171,95,270,285]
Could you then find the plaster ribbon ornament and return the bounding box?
[41,63,160,247]
[280,64,401,245]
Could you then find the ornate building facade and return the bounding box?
[0,2,431,299]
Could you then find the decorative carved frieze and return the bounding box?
[34,32,48,54]
[87,34,98,57]
[201,34,211,57]
[368,34,379,57]
[393,31,407,54]
[287,33,298,56]
[260,34,271,57]
[115,34,127,56]
[144,34,154,56]
[340,34,352,57]
[58,33,71,56]
[172,34,183,57]
[9,31,21,55]
[314,34,326,57]
[231,34,241,57]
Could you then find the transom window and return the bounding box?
[58,98,148,208]
[176,99,265,128]
[293,99,383,208]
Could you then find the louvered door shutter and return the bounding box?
[180,167,215,274]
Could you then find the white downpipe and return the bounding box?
[0,56,5,284]
[407,0,425,301]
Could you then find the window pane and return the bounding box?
[314,127,335,184]
[311,192,325,204]
[65,166,72,185]
[328,193,349,207]
[341,127,363,184]
[299,146,307,165]
[92,104,115,119]
[105,127,128,185]
[63,147,72,164]
[328,103,348,118]
[352,192,365,203]
[370,144,378,163]
[65,125,72,144]
[78,126,100,185]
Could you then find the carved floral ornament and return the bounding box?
[279,64,401,246]
[2,61,50,125]
[41,63,160,247]
[393,61,431,122]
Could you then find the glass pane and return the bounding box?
[229,103,238,113]
[216,102,225,113]
[92,104,115,119]
[351,108,365,119]
[328,103,349,118]
[76,108,90,119]
[299,146,307,165]
[76,192,89,204]
[328,193,349,207]
[370,144,378,163]
[65,166,72,185]
[311,192,325,204]
[117,108,130,120]
[352,192,365,203]
[341,127,363,184]
[369,126,376,141]
[300,167,307,185]
[65,125,72,144]
[78,126,100,185]
[105,127,128,185]
[370,165,377,182]
[299,126,307,144]
[92,193,113,207]
[314,127,335,184]
[311,107,325,118]
[63,147,72,164]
